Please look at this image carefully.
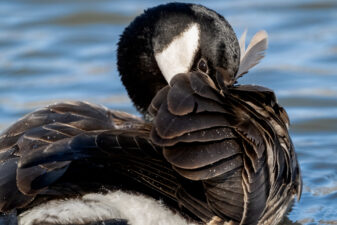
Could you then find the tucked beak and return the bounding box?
[215,67,235,91]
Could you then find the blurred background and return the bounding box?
[0,0,336,224]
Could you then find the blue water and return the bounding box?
[0,0,336,224]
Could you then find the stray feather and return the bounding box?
[239,29,247,60]
[236,30,268,79]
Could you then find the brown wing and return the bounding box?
[0,101,148,212]
[0,101,217,224]
[149,71,302,224]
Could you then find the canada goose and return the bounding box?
[0,3,301,225]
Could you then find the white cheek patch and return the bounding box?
[155,23,200,84]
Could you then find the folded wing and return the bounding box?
[0,101,150,212]
[149,71,302,224]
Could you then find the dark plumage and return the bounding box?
[149,71,302,224]
[0,2,301,225]
[0,101,151,209]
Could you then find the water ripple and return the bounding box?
[0,0,336,223]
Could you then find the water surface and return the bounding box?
[0,0,336,224]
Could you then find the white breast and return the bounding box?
[18,191,197,225]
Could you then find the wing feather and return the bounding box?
[149,71,301,224]
[0,101,149,212]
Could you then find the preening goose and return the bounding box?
[0,3,301,225]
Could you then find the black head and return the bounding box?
[117,3,240,114]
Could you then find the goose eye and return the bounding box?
[198,59,208,73]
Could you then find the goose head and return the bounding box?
[117,3,241,115]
